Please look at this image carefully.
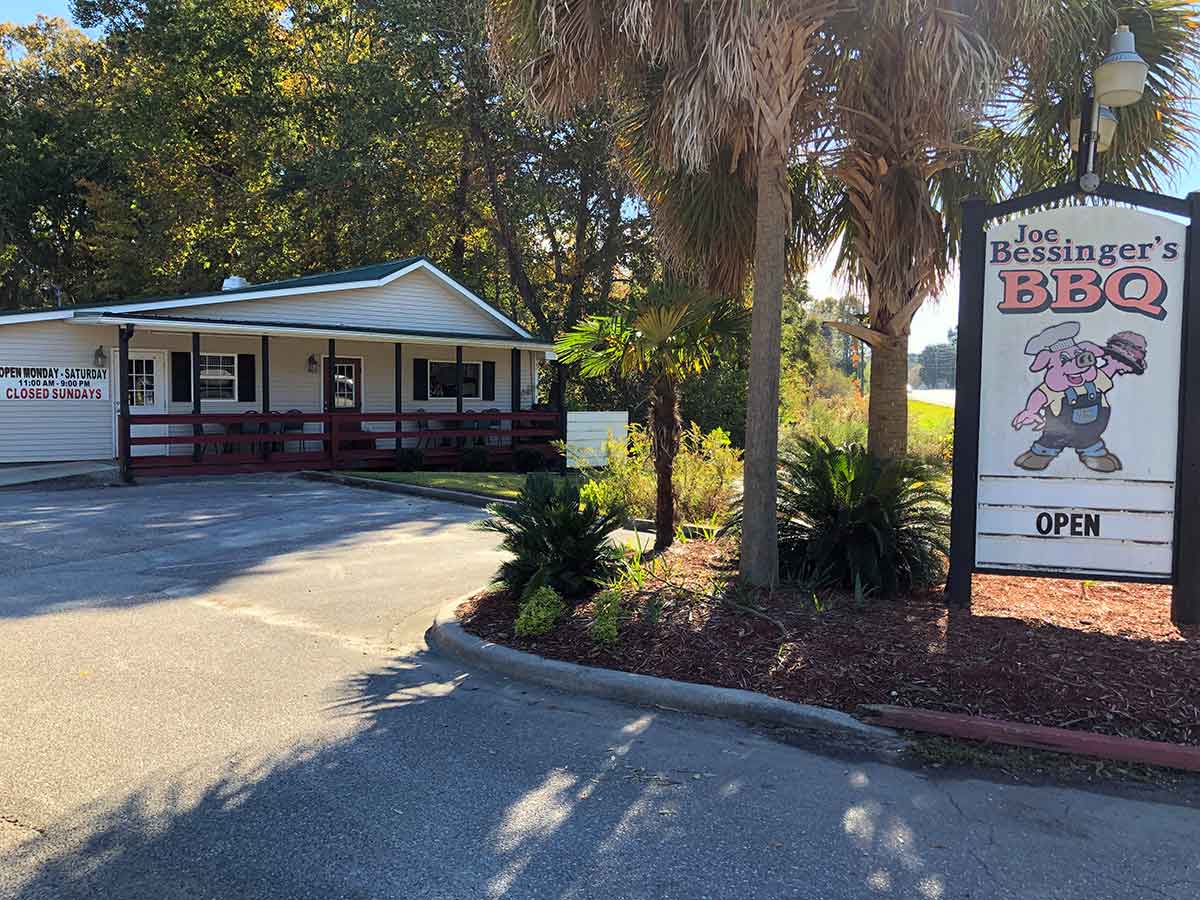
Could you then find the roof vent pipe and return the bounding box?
[222,275,250,291]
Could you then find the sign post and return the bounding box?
[948,182,1200,625]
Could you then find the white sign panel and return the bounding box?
[976,205,1185,578]
[0,364,110,402]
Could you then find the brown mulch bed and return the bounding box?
[459,539,1200,747]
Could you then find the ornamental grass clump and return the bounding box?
[776,438,949,599]
[477,473,625,600]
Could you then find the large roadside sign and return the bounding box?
[977,206,1185,578]
[947,183,1200,625]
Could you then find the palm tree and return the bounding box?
[488,0,832,585]
[822,0,1197,460]
[556,286,747,551]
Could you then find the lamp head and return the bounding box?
[1094,25,1148,108]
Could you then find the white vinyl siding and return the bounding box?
[181,269,514,338]
[0,321,115,463]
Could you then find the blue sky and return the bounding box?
[8,2,1200,349]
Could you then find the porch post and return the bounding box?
[455,345,464,415]
[261,335,270,413]
[554,360,567,474]
[118,325,133,483]
[510,347,521,451]
[394,343,403,455]
[326,337,336,468]
[191,332,202,462]
[511,348,521,412]
[261,335,271,460]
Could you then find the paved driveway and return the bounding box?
[1,476,1198,900]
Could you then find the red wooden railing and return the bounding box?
[123,410,564,477]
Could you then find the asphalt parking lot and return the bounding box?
[1,475,1197,900]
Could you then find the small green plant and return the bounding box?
[589,589,623,646]
[394,447,424,471]
[616,541,649,591]
[476,473,625,599]
[514,585,566,637]
[579,423,742,523]
[641,595,663,627]
[513,447,546,473]
[775,438,950,598]
[459,445,490,472]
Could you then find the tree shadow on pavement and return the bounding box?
[6,645,1200,900]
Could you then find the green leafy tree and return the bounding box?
[556,286,746,551]
[3,0,650,330]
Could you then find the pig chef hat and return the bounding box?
[1024,321,1081,356]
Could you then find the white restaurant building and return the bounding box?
[0,257,592,478]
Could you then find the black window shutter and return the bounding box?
[482,361,495,402]
[237,354,256,402]
[171,352,191,403]
[413,357,428,401]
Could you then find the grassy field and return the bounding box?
[908,398,955,432]
[351,471,529,500]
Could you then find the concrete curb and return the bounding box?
[300,470,505,510]
[429,601,903,747]
[302,470,714,537]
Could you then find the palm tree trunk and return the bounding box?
[867,334,909,459]
[650,376,679,552]
[740,150,788,587]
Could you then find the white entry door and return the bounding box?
[111,350,169,457]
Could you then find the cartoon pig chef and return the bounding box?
[1011,320,1146,473]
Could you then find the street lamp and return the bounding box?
[1075,24,1149,192]
[1070,105,1118,153]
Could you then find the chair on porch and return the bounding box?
[241,410,265,456]
[264,411,286,453]
[414,409,432,450]
[481,408,503,448]
[222,418,246,456]
[281,410,306,454]
[200,421,227,458]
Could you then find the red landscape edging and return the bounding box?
[862,705,1200,772]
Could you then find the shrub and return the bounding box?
[589,589,622,646]
[776,438,950,598]
[514,585,566,637]
[581,424,742,523]
[513,447,546,473]
[394,447,424,471]
[782,368,868,446]
[477,473,625,599]
[459,445,490,472]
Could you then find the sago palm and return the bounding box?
[556,285,747,551]
[488,0,833,584]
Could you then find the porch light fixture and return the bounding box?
[93,346,108,369]
[1094,25,1150,109]
[1074,24,1148,193]
[307,353,319,374]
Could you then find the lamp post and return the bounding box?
[1073,24,1150,192]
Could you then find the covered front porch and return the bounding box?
[79,312,563,480]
